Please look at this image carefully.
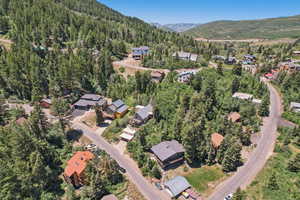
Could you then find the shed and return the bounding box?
[164,176,191,198]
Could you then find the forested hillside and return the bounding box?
[185,15,300,40]
[0,0,200,101]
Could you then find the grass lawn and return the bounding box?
[245,128,300,200]
[185,165,226,196]
[282,111,300,126]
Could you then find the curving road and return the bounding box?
[208,81,282,200]
[72,122,170,200]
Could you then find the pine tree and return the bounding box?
[222,142,242,172]
[95,104,104,126]
[258,95,270,117]
[232,187,246,200]
[231,78,240,94]
[287,153,300,172]
[267,172,279,190]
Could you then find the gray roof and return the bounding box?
[117,105,128,113]
[81,94,101,101]
[136,104,153,120]
[112,99,125,108]
[73,99,92,107]
[151,140,184,162]
[291,102,300,108]
[173,51,191,59]
[190,54,198,62]
[164,176,190,197]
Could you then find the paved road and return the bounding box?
[72,123,171,200]
[208,81,282,200]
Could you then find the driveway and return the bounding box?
[208,81,282,200]
[71,122,171,200]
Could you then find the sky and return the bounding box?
[98,0,300,24]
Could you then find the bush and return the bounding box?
[119,67,125,73]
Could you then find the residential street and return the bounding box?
[71,122,171,200]
[208,81,282,200]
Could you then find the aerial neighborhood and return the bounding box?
[1,1,300,200]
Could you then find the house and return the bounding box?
[252,98,262,104]
[132,46,149,60]
[232,92,253,100]
[177,70,198,83]
[40,98,52,108]
[293,51,300,56]
[242,64,257,74]
[164,176,191,198]
[172,51,198,62]
[290,102,300,113]
[211,133,224,148]
[151,71,165,83]
[228,112,241,123]
[120,127,137,142]
[244,54,256,61]
[63,151,94,187]
[225,57,237,65]
[130,104,153,126]
[101,194,118,200]
[73,94,107,111]
[106,99,129,119]
[151,140,185,169]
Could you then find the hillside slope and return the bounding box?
[0,0,199,100]
[185,15,300,40]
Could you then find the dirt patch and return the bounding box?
[81,111,97,130]
[72,135,92,147]
[126,181,146,200]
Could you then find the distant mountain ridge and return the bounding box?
[184,15,300,40]
[152,23,199,32]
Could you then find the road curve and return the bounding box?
[208,81,282,200]
[72,123,170,200]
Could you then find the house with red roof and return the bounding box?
[63,151,94,187]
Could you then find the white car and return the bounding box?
[85,143,96,150]
[224,193,233,200]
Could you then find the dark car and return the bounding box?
[119,166,126,173]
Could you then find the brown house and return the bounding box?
[228,112,241,123]
[63,151,94,187]
[211,133,224,148]
[151,140,185,169]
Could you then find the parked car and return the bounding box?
[119,166,126,173]
[224,193,233,200]
[154,182,163,190]
[85,143,96,150]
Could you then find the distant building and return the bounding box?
[40,98,52,108]
[232,92,253,100]
[225,57,237,65]
[151,140,185,169]
[290,102,300,113]
[177,70,198,83]
[293,51,300,56]
[228,112,241,123]
[211,133,224,148]
[172,51,198,62]
[164,176,191,198]
[130,104,153,126]
[73,94,107,111]
[106,99,129,119]
[63,151,94,187]
[151,71,165,83]
[242,64,257,74]
[132,46,149,60]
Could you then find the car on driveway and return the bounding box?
[85,143,96,150]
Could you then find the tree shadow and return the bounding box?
[98,122,110,128]
[66,129,83,142]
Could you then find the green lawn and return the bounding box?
[282,111,300,126]
[245,128,300,200]
[185,166,226,193]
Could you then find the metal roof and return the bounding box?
[117,105,128,113]
[291,102,300,108]
[81,94,101,101]
[164,176,190,197]
[151,140,184,162]
[136,104,153,120]
[112,99,125,108]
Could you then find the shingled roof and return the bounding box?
[151,140,184,162]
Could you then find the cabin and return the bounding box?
[73,94,107,111]
[106,99,129,119]
[172,51,198,62]
[151,140,185,169]
[63,151,94,187]
[40,98,52,108]
[132,46,149,60]
[290,102,300,113]
[164,176,191,198]
[211,133,224,148]
[120,127,137,142]
[130,104,153,126]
